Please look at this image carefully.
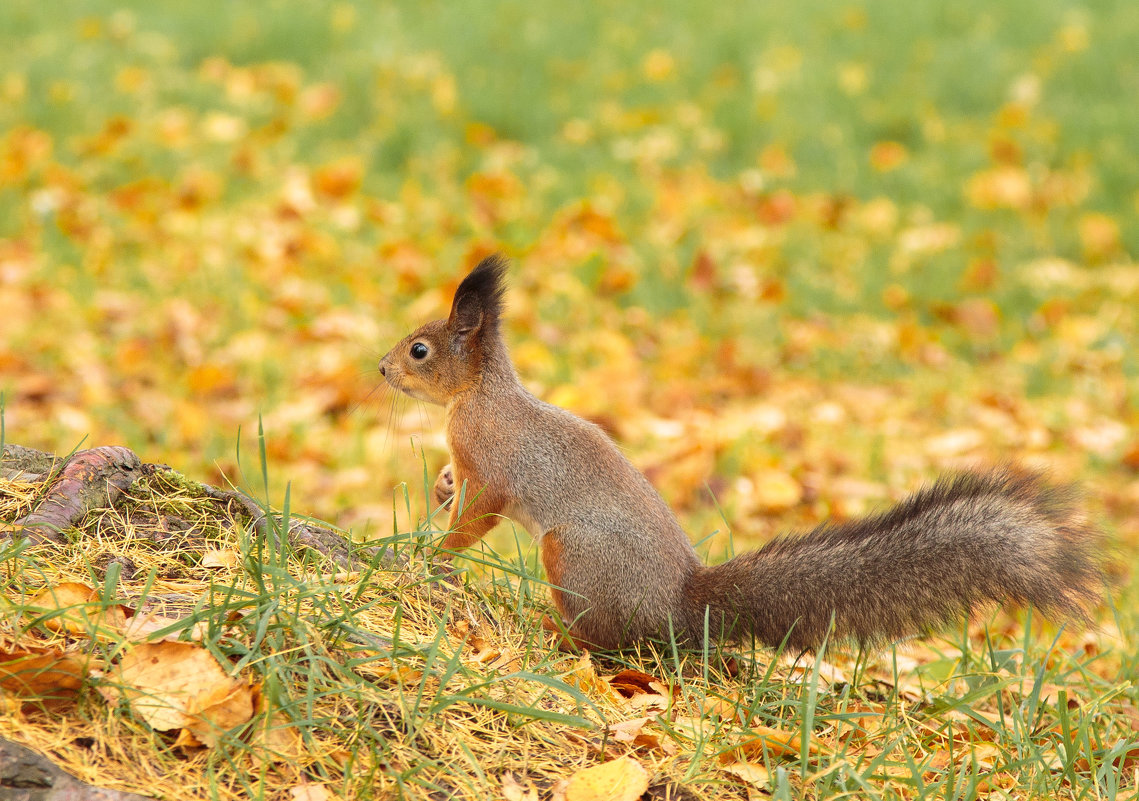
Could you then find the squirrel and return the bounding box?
[378,255,1104,652]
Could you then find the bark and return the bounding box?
[1,443,391,571]
[11,447,142,544]
[1,444,60,483]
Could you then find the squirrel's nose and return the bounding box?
[379,364,386,377]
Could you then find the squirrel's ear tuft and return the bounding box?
[449,254,508,348]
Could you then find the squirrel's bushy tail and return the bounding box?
[681,468,1104,651]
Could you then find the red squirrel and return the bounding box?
[379,255,1103,651]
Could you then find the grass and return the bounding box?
[0,447,1136,799]
[0,0,1137,798]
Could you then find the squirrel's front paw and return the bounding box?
[434,464,455,508]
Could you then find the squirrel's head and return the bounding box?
[379,254,509,405]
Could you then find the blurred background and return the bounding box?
[1,0,1136,559]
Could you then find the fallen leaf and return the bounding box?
[750,468,802,512]
[608,717,650,743]
[835,701,887,743]
[626,689,671,714]
[924,428,984,458]
[121,612,208,643]
[1077,212,1121,262]
[606,669,666,698]
[368,661,424,685]
[566,652,621,702]
[701,693,743,721]
[783,654,849,686]
[26,583,128,638]
[565,756,649,801]
[289,782,336,801]
[108,641,253,745]
[728,724,816,760]
[607,717,678,756]
[184,678,256,747]
[869,141,908,172]
[201,548,240,569]
[313,157,363,200]
[722,760,771,788]
[501,772,539,801]
[0,646,88,704]
[965,166,1032,210]
[550,778,569,801]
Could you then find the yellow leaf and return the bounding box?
[290,783,337,801]
[924,428,984,458]
[837,62,868,96]
[109,642,252,744]
[608,717,651,743]
[26,583,127,637]
[313,157,363,200]
[565,652,621,702]
[121,612,208,643]
[642,49,676,82]
[565,757,649,801]
[0,647,88,704]
[501,772,539,801]
[749,468,802,512]
[201,548,241,569]
[1077,212,1121,263]
[965,166,1031,210]
[250,684,305,764]
[722,760,771,788]
[730,724,816,759]
[184,679,255,747]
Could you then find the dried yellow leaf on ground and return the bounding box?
[565,652,621,702]
[501,772,539,801]
[722,760,771,788]
[565,757,649,801]
[182,678,256,747]
[750,468,802,512]
[608,717,651,743]
[289,782,337,801]
[201,548,241,569]
[108,641,252,744]
[728,724,814,759]
[120,612,208,643]
[0,646,88,704]
[249,685,305,764]
[606,717,677,755]
[26,582,127,637]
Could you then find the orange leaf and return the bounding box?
[728,725,815,760]
[26,583,128,637]
[869,141,908,172]
[0,647,88,705]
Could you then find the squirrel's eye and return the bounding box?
[410,342,429,360]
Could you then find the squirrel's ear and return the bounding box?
[449,254,508,350]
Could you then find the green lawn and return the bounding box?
[0,2,1136,798]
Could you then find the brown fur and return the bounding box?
[379,256,1106,651]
